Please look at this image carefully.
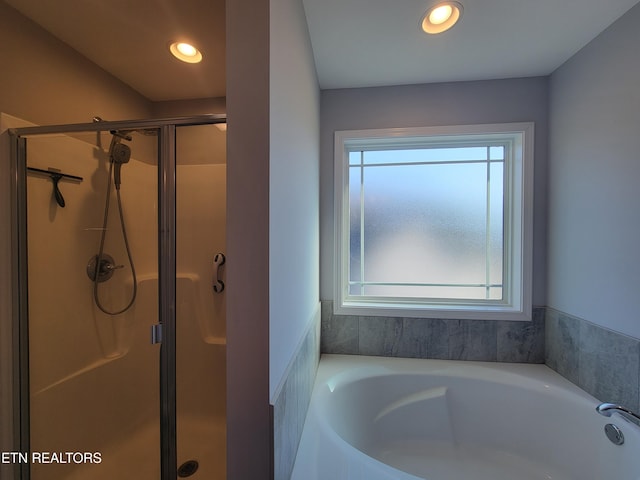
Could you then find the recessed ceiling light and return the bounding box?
[420,1,463,34]
[169,42,203,63]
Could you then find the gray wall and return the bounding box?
[0,2,152,125]
[320,77,549,308]
[269,0,321,401]
[544,1,640,418]
[226,0,271,478]
[548,2,640,340]
[269,0,321,477]
[227,0,321,477]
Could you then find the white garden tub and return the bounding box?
[291,354,640,480]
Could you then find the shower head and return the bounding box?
[107,129,131,190]
[107,128,155,190]
[111,142,131,164]
[109,140,131,190]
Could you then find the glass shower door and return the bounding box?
[11,114,226,480]
[19,127,162,480]
[175,124,227,479]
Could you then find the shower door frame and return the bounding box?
[9,114,226,480]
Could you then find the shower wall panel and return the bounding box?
[175,124,227,479]
[176,164,226,344]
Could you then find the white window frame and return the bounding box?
[334,123,534,321]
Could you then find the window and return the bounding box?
[334,123,534,320]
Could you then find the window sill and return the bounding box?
[335,299,532,321]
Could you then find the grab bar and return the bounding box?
[596,403,640,427]
[212,253,225,293]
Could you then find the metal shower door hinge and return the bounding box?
[151,323,163,344]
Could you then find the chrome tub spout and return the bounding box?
[596,403,640,427]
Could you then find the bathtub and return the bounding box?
[291,354,640,480]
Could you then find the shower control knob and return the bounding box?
[87,253,121,283]
[104,263,125,271]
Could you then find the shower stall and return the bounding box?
[8,115,227,480]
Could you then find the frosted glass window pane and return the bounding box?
[357,163,487,291]
[363,147,488,165]
[490,146,504,160]
[363,284,492,299]
[489,163,504,288]
[349,166,362,285]
[488,287,503,300]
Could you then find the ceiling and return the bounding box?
[4,0,226,102]
[303,0,640,89]
[5,0,640,100]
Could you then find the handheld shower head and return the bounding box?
[110,142,131,190]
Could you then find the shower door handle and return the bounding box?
[151,323,162,344]
[213,253,225,293]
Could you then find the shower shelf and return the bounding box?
[27,166,83,207]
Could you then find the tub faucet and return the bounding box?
[596,403,640,427]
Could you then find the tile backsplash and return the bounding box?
[545,307,640,413]
[271,308,320,480]
[322,301,640,412]
[321,300,545,363]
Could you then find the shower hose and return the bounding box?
[92,158,138,315]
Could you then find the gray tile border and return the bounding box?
[545,308,580,384]
[497,307,545,363]
[321,301,543,362]
[272,310,321,480]
[448,319,498,361]
[320,301,640,415]
[578,321,640,411]
[320,307,358,354]
[397,317,449,359]
[545,307,640,413]
[358,316,403,356]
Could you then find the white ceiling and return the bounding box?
[5,0,640,100]
[303,0,640,89]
